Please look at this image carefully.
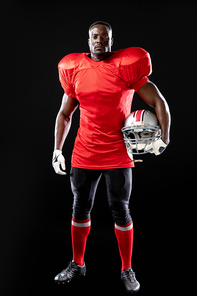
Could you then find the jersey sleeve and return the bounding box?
[58,66,76,98]
[131,52,152,91]
[58,53,80,98]
[119,48,152,91]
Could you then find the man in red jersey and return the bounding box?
[52,21,170,293]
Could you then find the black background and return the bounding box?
[1,1,195,295]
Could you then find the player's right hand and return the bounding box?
[52,150,67,175]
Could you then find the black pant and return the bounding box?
[70,167,132,225]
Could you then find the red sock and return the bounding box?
[114,220,133,271]
[71,217,91,266]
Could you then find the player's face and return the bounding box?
[88,25,113,59]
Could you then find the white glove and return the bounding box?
[52,150,66,175]
[146,138,167,156]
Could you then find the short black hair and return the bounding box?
[89,21,112,33]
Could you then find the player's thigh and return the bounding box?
[70,167,102,215]
[103,168,132,223]
[104,168,132,198]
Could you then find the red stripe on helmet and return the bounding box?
[135,110,144,122]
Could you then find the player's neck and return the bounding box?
[90,52,113,62]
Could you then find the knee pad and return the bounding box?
[110,201,132,225]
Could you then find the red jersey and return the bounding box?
[58,47,152,169]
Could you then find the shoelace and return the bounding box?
[124,269,136,283]
[61,262,78,278]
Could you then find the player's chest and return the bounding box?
[73,66,127,97]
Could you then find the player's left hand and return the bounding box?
[146,138,167,156]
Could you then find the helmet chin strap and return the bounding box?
[126,147,143,163]
[133,159,143,163]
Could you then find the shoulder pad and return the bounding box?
[58,53,84,69]
[118,47,149,65]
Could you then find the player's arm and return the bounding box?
[52,94,79,175]
[54,93,79,150]
[137,80,171,145]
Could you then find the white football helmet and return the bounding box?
[122,109,161,155]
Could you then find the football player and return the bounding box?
[52,21,171,293]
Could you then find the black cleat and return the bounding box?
[54,261,86,284]
[121,268,140,293]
